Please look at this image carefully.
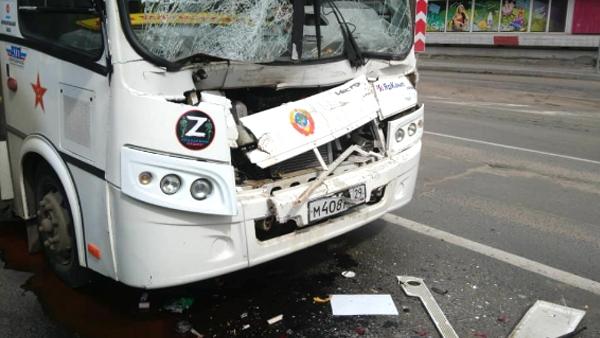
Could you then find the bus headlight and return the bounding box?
[160,174,182,195]
[407,123,417,136]
[395,128,405,143]
[190,178,213,200]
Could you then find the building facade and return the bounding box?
[427,0,600,47]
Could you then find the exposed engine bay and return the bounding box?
[181,71,419,194]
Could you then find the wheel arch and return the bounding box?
[19,135,87,268]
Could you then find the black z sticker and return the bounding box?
[176,110,215,150]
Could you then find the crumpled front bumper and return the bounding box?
[241,141,421,267]
[109,138,420,288]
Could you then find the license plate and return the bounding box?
[308,185,366,223]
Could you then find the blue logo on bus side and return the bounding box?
[6,45,27,66]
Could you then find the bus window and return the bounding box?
[18,0,103,59]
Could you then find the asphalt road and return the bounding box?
[1,71,599,338]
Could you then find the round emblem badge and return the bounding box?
[176,110,215,150]
[289,109,315,136]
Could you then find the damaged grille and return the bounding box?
[269,144,332,176]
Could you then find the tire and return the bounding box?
[34,163,90,287]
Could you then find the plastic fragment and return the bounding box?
[240,312,248,319]
[267,314,284,325]
[190,328,204,338]
[355,326,367,335]
[242,324,250,330]
[138,292,150,310]
[341,271,356,278]
[431,287,448,295]
[473,331,487,338]
[497,314,509,323]
[413,328,429,337]
[175,320,193,335]
[313,296,331,304]
[164,297,195,313]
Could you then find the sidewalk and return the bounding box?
[417,47,600,81]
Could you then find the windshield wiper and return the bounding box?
[323,0,364,67]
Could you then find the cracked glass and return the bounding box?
[123,0,413,64]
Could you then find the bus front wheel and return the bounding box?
[34,164,90,287]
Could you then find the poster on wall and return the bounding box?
[447,1,473,32]
[427,0,447,32]
[500,0,530,31]
[531,0,549,32]
[473,0,500,32]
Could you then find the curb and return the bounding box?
[418,63,600,82]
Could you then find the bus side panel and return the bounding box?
[5,133,24,216]
[67,164,116,279]
[0,63,14,201]
[0,140,14,201]
[0,29,117,278]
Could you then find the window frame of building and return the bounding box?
[425,0,571,33]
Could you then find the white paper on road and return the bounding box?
[330,294,399,316]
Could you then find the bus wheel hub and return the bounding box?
[37,191,73,263]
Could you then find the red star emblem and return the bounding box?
[31,73,47,112]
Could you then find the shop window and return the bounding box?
[500,0,530,32]
[447,0,473,32]
[427,0,448,32]
[530,0,549,32]
[549,0,568,32]
[18,0,103,59]
[473,0,501,31]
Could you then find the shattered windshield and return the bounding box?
[122,0,413,64]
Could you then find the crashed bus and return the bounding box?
[0,0,423,288]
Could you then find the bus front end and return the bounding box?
[108,0,422,288]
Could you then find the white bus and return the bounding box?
[0,0,423,288]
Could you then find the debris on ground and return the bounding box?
[497,314,509,323]
[413,328,429,337]
[164,297,195,314]
[242,324,250,330]
[341,271,356,278]
[330,294,399,316]
[240,312,248,319]
[473,331,487,338]
[189,328,204,338]
[312,296,331,304]
[431,287,448,295]
[174,320,203,337]
[175,320,192,335]
[355,326,367,335]
[267,314,283,325]
[138,292,150,310]
[509,300,586,338]
[398,276,459,338]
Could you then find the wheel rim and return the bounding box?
[37,190,74,266]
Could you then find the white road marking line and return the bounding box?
[422,97,599,118]
[425,131,600,166]
[422,96,530,108]
[382,214,600,296]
